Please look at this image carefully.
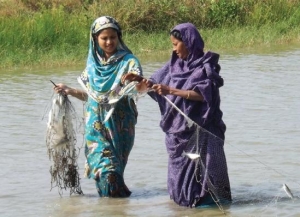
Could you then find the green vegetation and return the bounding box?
[1,0,300,68]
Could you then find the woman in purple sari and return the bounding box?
[123,23,231,207]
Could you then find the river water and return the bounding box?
[1,44,300,217]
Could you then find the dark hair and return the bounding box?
[93,28,121,43]
[170,29,182,41]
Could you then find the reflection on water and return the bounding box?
[1,45,300,217]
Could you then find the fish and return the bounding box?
[282,183,294,199]
[103,81,138,123]
[118,81,138,96]
[103,107,115,123]
[182,151,200,160]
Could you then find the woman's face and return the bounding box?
[97,28,119,59]
[170,35,189,60]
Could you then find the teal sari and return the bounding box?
[78,16,142,197]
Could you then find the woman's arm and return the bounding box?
[122,73,203,101]
[54,84,88,101]
[67,88,88,101]
[152,84,204,102]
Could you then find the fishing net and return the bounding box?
[162,95,300,215]
[162,96,231,213]
[187,125,231,209]
[101,81,141,123]
[45,82,139,195]
[46,93,83,196]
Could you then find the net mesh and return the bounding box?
[161,94,300,214]
[102,81,140,123]
[46,93,83,196]
[189,125,231,211]
[45,82,139,196]
[163,95,231,212]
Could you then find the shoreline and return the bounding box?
[3,38,300,71]
[1,0,299,69]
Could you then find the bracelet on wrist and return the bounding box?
[187,90,190,99]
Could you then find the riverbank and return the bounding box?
[1,0,300,69]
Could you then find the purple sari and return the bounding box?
[148,23,231,207]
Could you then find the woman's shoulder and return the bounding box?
[202,51,220,63]
[120,53,143,74]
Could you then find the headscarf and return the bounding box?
[168,23,223,88]
[170,23,204,72]
[78,16,141,102]
[149,23,225,134]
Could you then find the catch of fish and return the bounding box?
[103,81,139,123]
[46,93,83,196]
[182,151,200,160]
[282,183,294,199]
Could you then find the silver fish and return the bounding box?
[103,107,115,123]
[103,81,138,123]
[283,183,294,199]
[182,151,200,160]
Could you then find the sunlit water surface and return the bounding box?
[1,44,300,217]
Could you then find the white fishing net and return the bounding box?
[163,96,231,212]
[46,93,83,196]
[101,81,141,123]
[45,82,140,196]
[162,95,300,214]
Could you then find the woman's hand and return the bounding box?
[122,73,154,93]
[135,78,151,92]
[122,73,143,84]
[53,83,87,101]
[53,83,73,95]
[151,84,172,95]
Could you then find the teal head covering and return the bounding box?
[78,16,141,102]
[91,16,132,54]
[92,16,121,35]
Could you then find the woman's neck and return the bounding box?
[103,50,117,61]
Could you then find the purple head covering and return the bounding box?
[171,23,204,65]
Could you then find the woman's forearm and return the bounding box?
[69,88,88,101]
[169,88,204,102]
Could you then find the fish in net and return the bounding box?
[164,95,300,215]
[46,93,83,196]
[91,80,141,123]
[163,95,232,213]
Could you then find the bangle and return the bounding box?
[187,90,190,99]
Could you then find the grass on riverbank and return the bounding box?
[1,0,300,69]
[2,23,299,69]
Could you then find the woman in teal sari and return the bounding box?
[54,16,143,197]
